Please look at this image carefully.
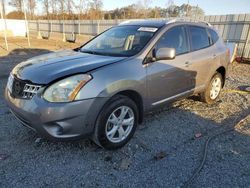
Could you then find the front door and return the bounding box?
[146,25,196,106]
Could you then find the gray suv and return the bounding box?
[5,20,230,149]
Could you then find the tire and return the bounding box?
[200,72,223,104]
[93,95,138,150]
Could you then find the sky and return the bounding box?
[3,0,250,16]
[102,0,250,15]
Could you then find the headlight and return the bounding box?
[43,74,92,102]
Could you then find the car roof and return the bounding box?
[119,20,169,28]
[119,19,211,28]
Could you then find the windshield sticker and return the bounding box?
[138,27,158,32]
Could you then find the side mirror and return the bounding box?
[155,48,176,61]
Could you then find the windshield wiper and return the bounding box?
[80,50,110,56]
[80,49,129,57]
[81,50,114,56]
[80,50,97,55]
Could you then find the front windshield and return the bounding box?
[80,25,157,57]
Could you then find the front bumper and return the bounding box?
[5,88,108,140]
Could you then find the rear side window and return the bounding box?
[156,26,189,55]
[208,28,219,44]
[189,26,210,51]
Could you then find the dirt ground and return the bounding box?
[0,37,250,188]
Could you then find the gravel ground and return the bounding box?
[0,37,250,188]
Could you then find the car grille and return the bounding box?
[23,84,41,99]
[9,75,41,99]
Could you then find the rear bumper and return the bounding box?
[5,88,108,140]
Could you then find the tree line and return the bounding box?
[1,0,205,20]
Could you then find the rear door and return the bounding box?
[146,25,196,106]
[187,25,215,89]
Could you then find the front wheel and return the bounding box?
[200,73,223,104]
[93,95,138,150]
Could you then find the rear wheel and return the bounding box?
[200,73,223,104]
[93,95,138,150]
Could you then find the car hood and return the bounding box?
[12,50,126,84]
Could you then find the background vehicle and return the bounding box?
[5,19,230,149]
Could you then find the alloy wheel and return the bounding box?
[105,106,135,143]
[210,77,222,100]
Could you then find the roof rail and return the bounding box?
[166,17,212,27]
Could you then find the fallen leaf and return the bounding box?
[120,158,131,170]
[154,151,167,160]
[195,133,202,138]
[104,155,112,162]
[35,138,42,143]
[0,154,9,160]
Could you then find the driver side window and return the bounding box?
[156,26,189,55]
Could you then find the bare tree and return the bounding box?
[1,0,6,16]
[70,0,85,19]
[9,0,23,11]
[58,0,65,16]
[142,0,151,9]
[88,0,103,19]
[65,0,73,15]
[78,0,88,19]
[40,0,49,19]
[90,0,102,11]
[135,0,152,18]
[51,0,57,15]
[27,0,36,19]
[167,0,174,7]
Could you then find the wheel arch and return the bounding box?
[216,66,226,87]
[114,90,144,124]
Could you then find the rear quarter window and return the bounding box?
[208,28,219,44]
[189,26,210,51]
